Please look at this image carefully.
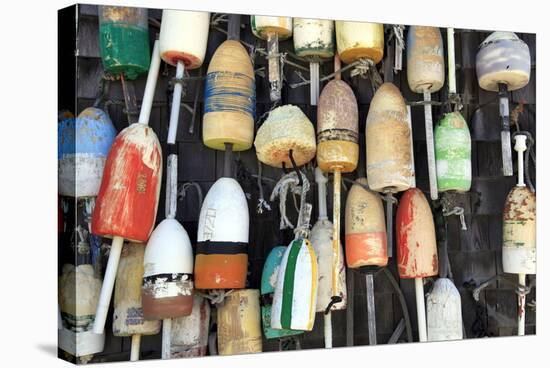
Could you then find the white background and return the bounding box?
[0,0,545,366]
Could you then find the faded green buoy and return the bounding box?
[435,112,472,192]
[99,6,150,80]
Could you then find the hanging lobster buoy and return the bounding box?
[261,246,304,339]
[113,244,161,361]
[217,289,263,355]
[159,10,210,69]
[345,178,387,268]
[98,6,150,80]
[141,219,194,319]
[59,264,105,359]
[203,40,256,151]
[476,32,531,177]
[503,187,536,274]
[435,112,472,193]
[293,18,334,105]
[254,105,316,168]
[335,21,384,65]
[170,295,211,358]
[366,83,413,192]
[195,177,249,289]
[251,16,292,101]
[271,238,318,331]
[396,188,438,342]
[58,107,117,198]
[427,278,463,341]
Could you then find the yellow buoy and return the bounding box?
[335,21,384,65]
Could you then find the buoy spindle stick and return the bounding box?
[167,61,185,143]
[310,61,320,106]
[385,192,394,258]
[138,40,161,126]
[366,273,377,345]
[130,334,141,361]
[518,273,526,336]
[498,83,513,176]
[423,91,438,200]
[415,277,428,342]
[447,28,456,96]
[515,135,527,187]
[332,169,342,302]
[324,313,333,348]
[162,318,172,359]
[267,32,281,101]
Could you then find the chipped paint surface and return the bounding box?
[335,21,384,64]
[503,186,536,274]
[476,32,531,92]
[251,16,293,40]
[310,219,347,312]
[254,105,316,168]
[396,188,438,278]
[217,290,262,355]
[366,83,413,192]
[293,19,334,59]
[203,40,256,151]
[159,10,210,68]
[170,295,211,358]
[427,278,463,341]
[58,327,105,358]
[113,244,161,336]
[345,178,388,268]
[59,264,101,327]
[406,26,445,93]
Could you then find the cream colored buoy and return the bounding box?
[217,289,262,355]
[114,244,161,361]
[170,295,211,358]
[335,21,384,65]
[251,16,292,101]
[195,177,249,289]
[366,83,413,193]
[254,105,316,168]
[203,40,256,151]
[427,278,463,341]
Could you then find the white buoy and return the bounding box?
[427,278,463,341]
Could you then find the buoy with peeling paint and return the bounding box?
[195,177,249,289]
[114,244,161,361]
[407,26,445,201]
[142,219,194,319]
[335,21,384,65]
[503,134,536,335]
[427,278,463,341]
[58,107,116,198]
[476,32,531,177]
[293,18,334,105]
[366,83,413,193]
[59,264,105,360]
[396,188,439,342]
[170,295,211,358]
[217,289,263,355]
[203,40,256,151]
[254,105,316,168]
[91,41,163,334]
[260,246,304,339]
[251,16,292,101]
[345,178,388,268]
[271,238,318,331]
[98,6,150,80]
[435,112,472,193]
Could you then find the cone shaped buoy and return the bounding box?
[435,112,472,193]
[58,107,117,198]
[91,123,162,242]
[254,105,316,168]
[98,6,150,80]
[427,278,463,341]
[345,178,388,268]
[261,246,304,339]
[170,295,211,358]
[159,10,210,69]
[406,26,445,94]
[396,188,438,278]
[217,289,262,355]
[366,83,413,193]
[503,186,536,275]
[195,177,249,289]
[317,79,359,173]
[293,19,334,59]
[203,40,256,151]
[335,21,384,65]
[476,32,531,92]
[142,219,194,319]
[271,239,318,331]
[114,244,161,336]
